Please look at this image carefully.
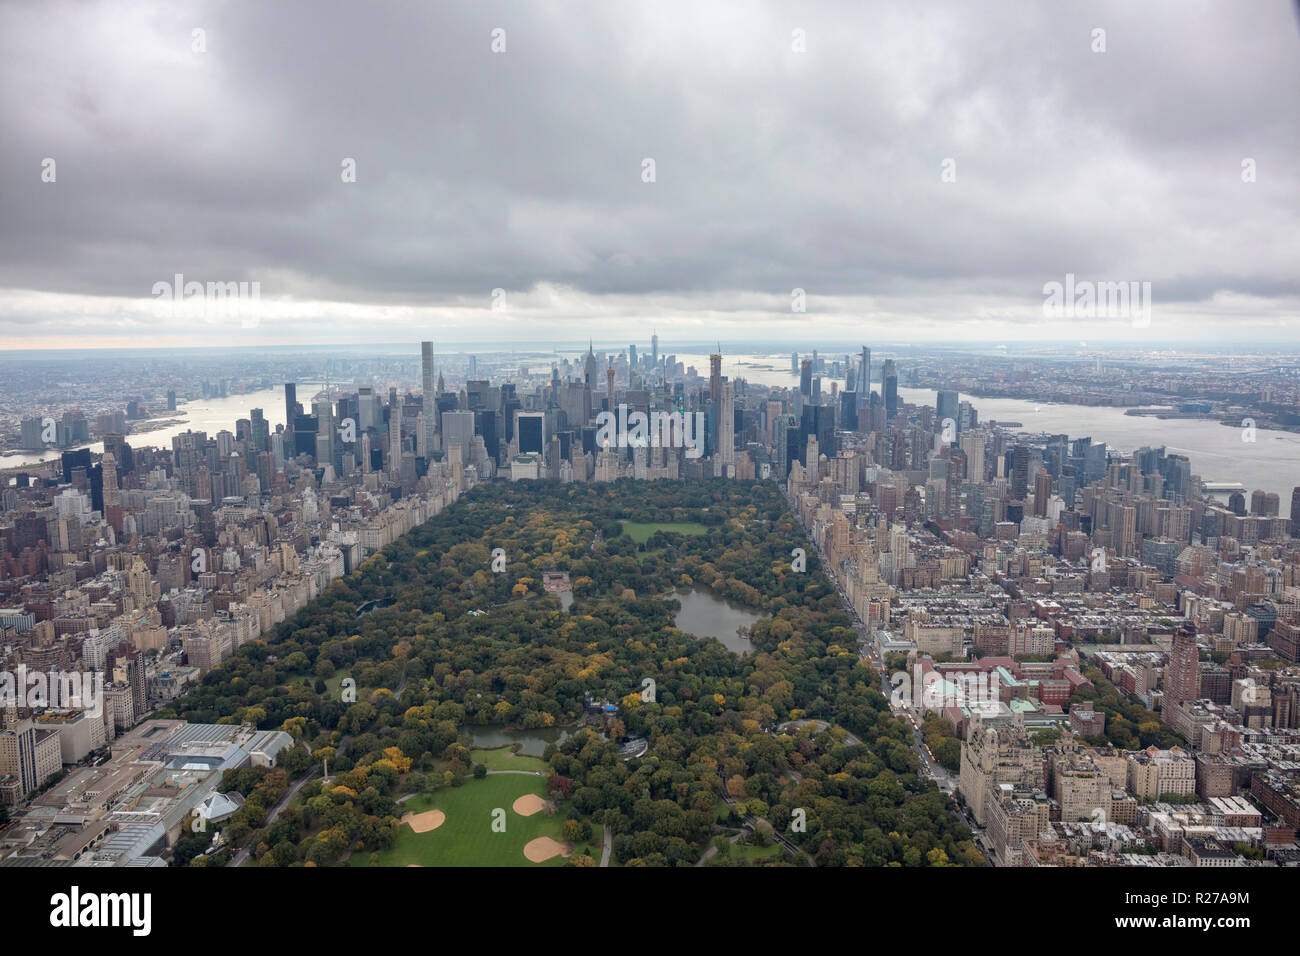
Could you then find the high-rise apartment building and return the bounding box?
[422,341,437,454]
[714,381,735,477]
[387,399,402,477]
[958,717,1042,826]
[0,719,61,805]
[1165,623,1201,708]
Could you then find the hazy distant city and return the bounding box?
[1,2,1298,923]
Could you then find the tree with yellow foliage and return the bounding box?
[726,774,747,798]
[381,746,412,774]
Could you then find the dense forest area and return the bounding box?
[162,479,979,866]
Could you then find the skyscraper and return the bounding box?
[442,410,475,451]
[313,398,336,471]
[387,399,402,478]
[960,431,986,484]
[1166,623,1201,708]
[250,407,268,454]
[1012,445,1030,500]
[101,452,119,509]
[800,403,835,460]
[517,411,545,455]
[1034,469,1052,517]
[714,381,735,477]
[882,359,898,419]
[839,389,858,431]
[284,383,298,447]
[421,341,436,455]
[357,386,380,432]
[1250,489,1279,516]
[937,389,958,426]
[859,346,870,393]
[0,720,54,799]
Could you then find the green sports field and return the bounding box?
[619,521,708,544]
[355,774,567,867]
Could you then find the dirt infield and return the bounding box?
[511,794,547,817]
[523,837,571,863]
[401,809,446,833]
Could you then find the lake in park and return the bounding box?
[670,588,763,654]
[469,725,570,756]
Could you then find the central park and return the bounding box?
[162,479,979,867]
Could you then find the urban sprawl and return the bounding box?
[1,339,1299,869]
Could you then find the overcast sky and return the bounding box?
[2,0,1297,350]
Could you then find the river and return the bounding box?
[1,384,321,470]
[674,352,1298,502]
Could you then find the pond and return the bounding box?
[356,597,396,617]
[670,588,763,655]
[468,725,570,756]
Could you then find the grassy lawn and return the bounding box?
[287,673,346,697]
[620,521,709,544]
[354,774,566,867]
[470,747,549,773]
[726,841,783,862]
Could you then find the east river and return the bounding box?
[676,352,1299,502]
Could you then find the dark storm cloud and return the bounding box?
[0,0,1297,343]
